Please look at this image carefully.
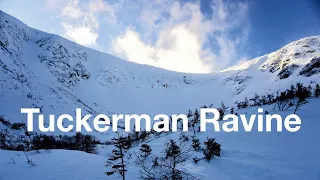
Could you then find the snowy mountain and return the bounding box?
[1,10,319,124]
[1,10,320,180]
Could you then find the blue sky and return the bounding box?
[247,0,320,57]
[1,0,319,73]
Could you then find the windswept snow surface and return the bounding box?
[1,10,320,180]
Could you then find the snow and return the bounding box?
[0,150,107,180]
[1,99,320,180]
[1,10,320,180]
[0,10,319,125]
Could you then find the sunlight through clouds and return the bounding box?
[44,0,250,73]
[113,26,214,73]
[61,22,99,46]
[112,0,250,73]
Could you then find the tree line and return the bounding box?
[0,117,99,154]
[106,108,222,180]
[235,83,319,113]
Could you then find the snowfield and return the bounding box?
[1,99,320,180]
[1,10,320,180]
[0,10,319,126]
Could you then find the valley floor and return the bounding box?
[1,99,320,180]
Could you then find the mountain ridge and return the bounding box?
[0,9,319,127]
[1,9,320,180]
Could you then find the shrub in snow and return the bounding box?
[193,157,200,164]
[230,107,235,114]
[179,132,189,142]
[152,157,159,167]
[31,134,56,150]
[288,102,294,108]
[0,120,30,151]
[275,91,290,111]
[140,144,152,158]
[189,109,200,134]
[187,109,192,118]
[136,139,194,180]
[11,123,26,130]
[294,84,310,114]
[203,137,221,161]
[314,83,320,97]
[191,136,201,151]
[235,82,315,111]
[236,97,249,109]
[30,133,98,154]
[0,132,6,149]
[139,131,150,142]
[0,115,10,126]
[26,92,33,99]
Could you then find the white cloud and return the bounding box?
[61,0,84,19]
[112,0,250,73]
[88,0,117,24]
[113,26,214,73]
[45,0,250,73]
[59,0,99,46]
[89,0,112,13]
[46,0,117,47]
[61,22,99,46]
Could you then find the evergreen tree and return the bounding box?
[133,124,140,140]
[295,82,304,97]
[140,144,152,158]
[81,134,97,154]
[218,108,224,120]
[286,85,296,99]
[235,101,241,109]
[203,138,221,161]
[243,97,249,108]
[194,109,200,120]
[307,85,313,97]
[191,136,201,151]
[294,86,309,114]
[315,84,320,97]
[164,140,184,179]
[190,109,200,134]
[267,94,274,104]
[0,132,7,149]
[261,95,267,105]
[221,102,227,111]
[250,94,261,106]
[187,109,193,118]
[106,133,131,180]
[219,102,227,119]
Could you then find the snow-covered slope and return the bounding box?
[1,10,319,126]
[0,10,227,126]
[1,10,320,180]
[220,36,320,98]
[1,99,320,180]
